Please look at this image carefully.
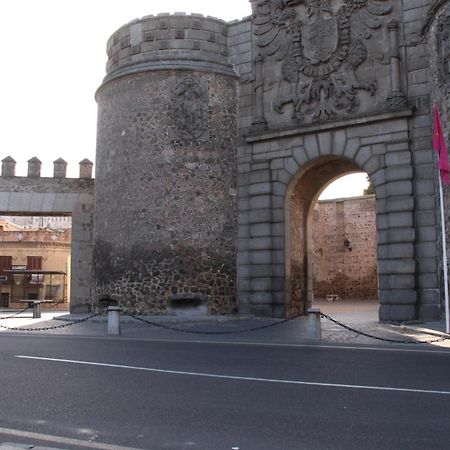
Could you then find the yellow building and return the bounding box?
[0,221,71,309]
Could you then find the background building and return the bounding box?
[0,221,71,308]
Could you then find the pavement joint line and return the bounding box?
[15,355,450,396]
[4,333,450,353]
[0,426,144,450]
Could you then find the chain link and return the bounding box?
[0,306,31,320]
[128,312,450,344]
[0,311,103,332]
[127,313,301,335]
[1,305,448,345]
[320,312,450,345]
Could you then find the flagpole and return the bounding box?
[438,173,450,333]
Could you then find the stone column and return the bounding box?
[250,54,268,133]
[387,20,408,110]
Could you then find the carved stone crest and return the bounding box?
[252,0,392,124]
[169,76,209,140]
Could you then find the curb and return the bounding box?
[399,325,450,338]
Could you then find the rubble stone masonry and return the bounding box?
[312,196,378,300]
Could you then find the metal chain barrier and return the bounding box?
[128,311,450,344]
[0,306,31,320]
[0,311,103,332]
[320,312,450,345]
[127,313,301,335]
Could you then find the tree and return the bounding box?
[363,177,374,195]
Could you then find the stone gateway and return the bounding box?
[0,0,449,323]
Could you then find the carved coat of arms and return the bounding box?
[253,0,393,123]
[169,76,209,140]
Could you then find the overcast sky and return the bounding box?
[0,0,366,197]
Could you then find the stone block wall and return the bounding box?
[0,158,94,313]
[312,196,378,300]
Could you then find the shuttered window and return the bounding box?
[27,256,43,271]
[0,256,12,283]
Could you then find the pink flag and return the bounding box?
[433,103,450,185]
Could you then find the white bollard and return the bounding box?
[33,301,41,319]
[306,308,321,340]
[107,306,122,335]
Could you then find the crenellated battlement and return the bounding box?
[1,157,94,180]
[102,13,236,85]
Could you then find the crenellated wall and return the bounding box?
[0,157,94,313]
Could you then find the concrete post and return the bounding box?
[107,306,121,335]
[33,301,41,319]
[306,308,321,340]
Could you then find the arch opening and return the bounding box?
[285,156,378,317]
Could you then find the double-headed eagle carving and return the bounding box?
[253,0,392,123]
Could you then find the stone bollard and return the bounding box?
[33,301,41,319]
[306,308,321,341]
[107,306,122,335]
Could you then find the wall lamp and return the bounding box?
[344,238,352,252]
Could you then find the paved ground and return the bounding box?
[1,302,450,449]
[0,333,450,450]
[0,300,449,348]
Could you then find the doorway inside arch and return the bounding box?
[285,157,379,320]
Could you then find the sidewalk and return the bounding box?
[1,303,449,348]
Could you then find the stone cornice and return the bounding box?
[244,109,414,144]
[0,241,70,249]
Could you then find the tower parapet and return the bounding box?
[102,13,236,86]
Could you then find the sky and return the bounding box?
[0,0,367,197]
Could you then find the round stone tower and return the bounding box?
[94,14,238,314]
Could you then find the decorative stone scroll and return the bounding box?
[169,76,210,141]
[252,0,393,125]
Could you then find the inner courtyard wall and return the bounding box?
[312,196,378,300]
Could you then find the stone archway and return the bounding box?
[238,112,428,322]
[285,156,368,316]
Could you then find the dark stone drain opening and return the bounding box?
[168,294,207,317]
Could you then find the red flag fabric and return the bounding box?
[433,103,450,185]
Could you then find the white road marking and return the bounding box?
[0,425,143,450]
[16,355,450,396]
[6,332,450,354]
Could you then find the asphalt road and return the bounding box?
[0,334,450,450]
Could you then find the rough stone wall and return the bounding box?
[94,15,238,315]
[312,196,378,300]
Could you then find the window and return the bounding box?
[27,256,43,271]
[0,256,12,283]
[27,256,43,284]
